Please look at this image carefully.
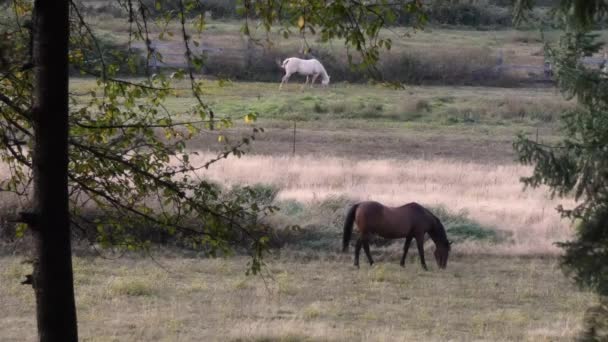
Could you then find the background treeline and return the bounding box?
[75,0,569,86]
[80,34,538,87]
[80,0,563,29]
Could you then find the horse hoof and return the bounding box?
[400,263,405,268]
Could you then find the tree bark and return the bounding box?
[31,0,78,340]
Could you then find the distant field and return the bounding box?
[63,79,579,254]
[2,10,598,341]
[0,255,595,341]
[71,78,573,126]
[81,16,608,85]
[70,78,572,162]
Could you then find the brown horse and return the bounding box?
[342,201,451,270]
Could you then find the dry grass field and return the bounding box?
[70,79,572,163]
[193,153,573,255]
[0,75,596,340]
[0,18,601,340]
[0,255,595,341]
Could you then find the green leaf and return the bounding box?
[298,16,305,30]
[244,113,257,124]
[15,223,27,238]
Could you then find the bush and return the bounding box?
[225,183,279,207]
[380,47,503,85]
[395,2,513,28]
[107,277,156,297]
[415,99,432,112]
[70,35,148,76]
[428,4,512,28]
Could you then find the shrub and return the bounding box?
[226,183,280,207]
[415,99,432,112]
[313,102,327,114]
[107,277,156,297]
[396,2,513,28]
[70,35,148,76]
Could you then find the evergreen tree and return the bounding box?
[513,0,608,339]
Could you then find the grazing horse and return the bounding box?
[279,57,330,90]
[342,201,451,270]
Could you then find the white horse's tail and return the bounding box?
[281,58,291,69]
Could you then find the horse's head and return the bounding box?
[322,75,330,86]
[433,240,451,269]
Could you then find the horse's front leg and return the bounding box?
[311,74,319,88]
[415,235,428,271]
[300,75,309,91]
[400,235,413,267]
[354,238,363,268]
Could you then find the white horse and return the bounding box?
[279,57,330,90]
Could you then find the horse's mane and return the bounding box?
[399,202,450,250]
[409,204,450,251]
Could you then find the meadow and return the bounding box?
[0,77,595,340]
[0,255,594,341]
[0,12,601,341]
[70,78,573,163]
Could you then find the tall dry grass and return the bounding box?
[193,153,575,255]
[0,256,593,341]
[0,151,575,255]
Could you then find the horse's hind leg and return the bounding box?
[415,235,428,271]
[400,236,413,267]
[354,238,363,268]
[363,240,374,266]
[279,74,291,90]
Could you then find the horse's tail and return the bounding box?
[342,203,359,252]
[280,58,290,69]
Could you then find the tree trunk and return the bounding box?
[30,0,78,340]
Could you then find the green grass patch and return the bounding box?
[269,197,504,250]
[432,206,506,243]
[70,78,570,137]
[107,277,157,297]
